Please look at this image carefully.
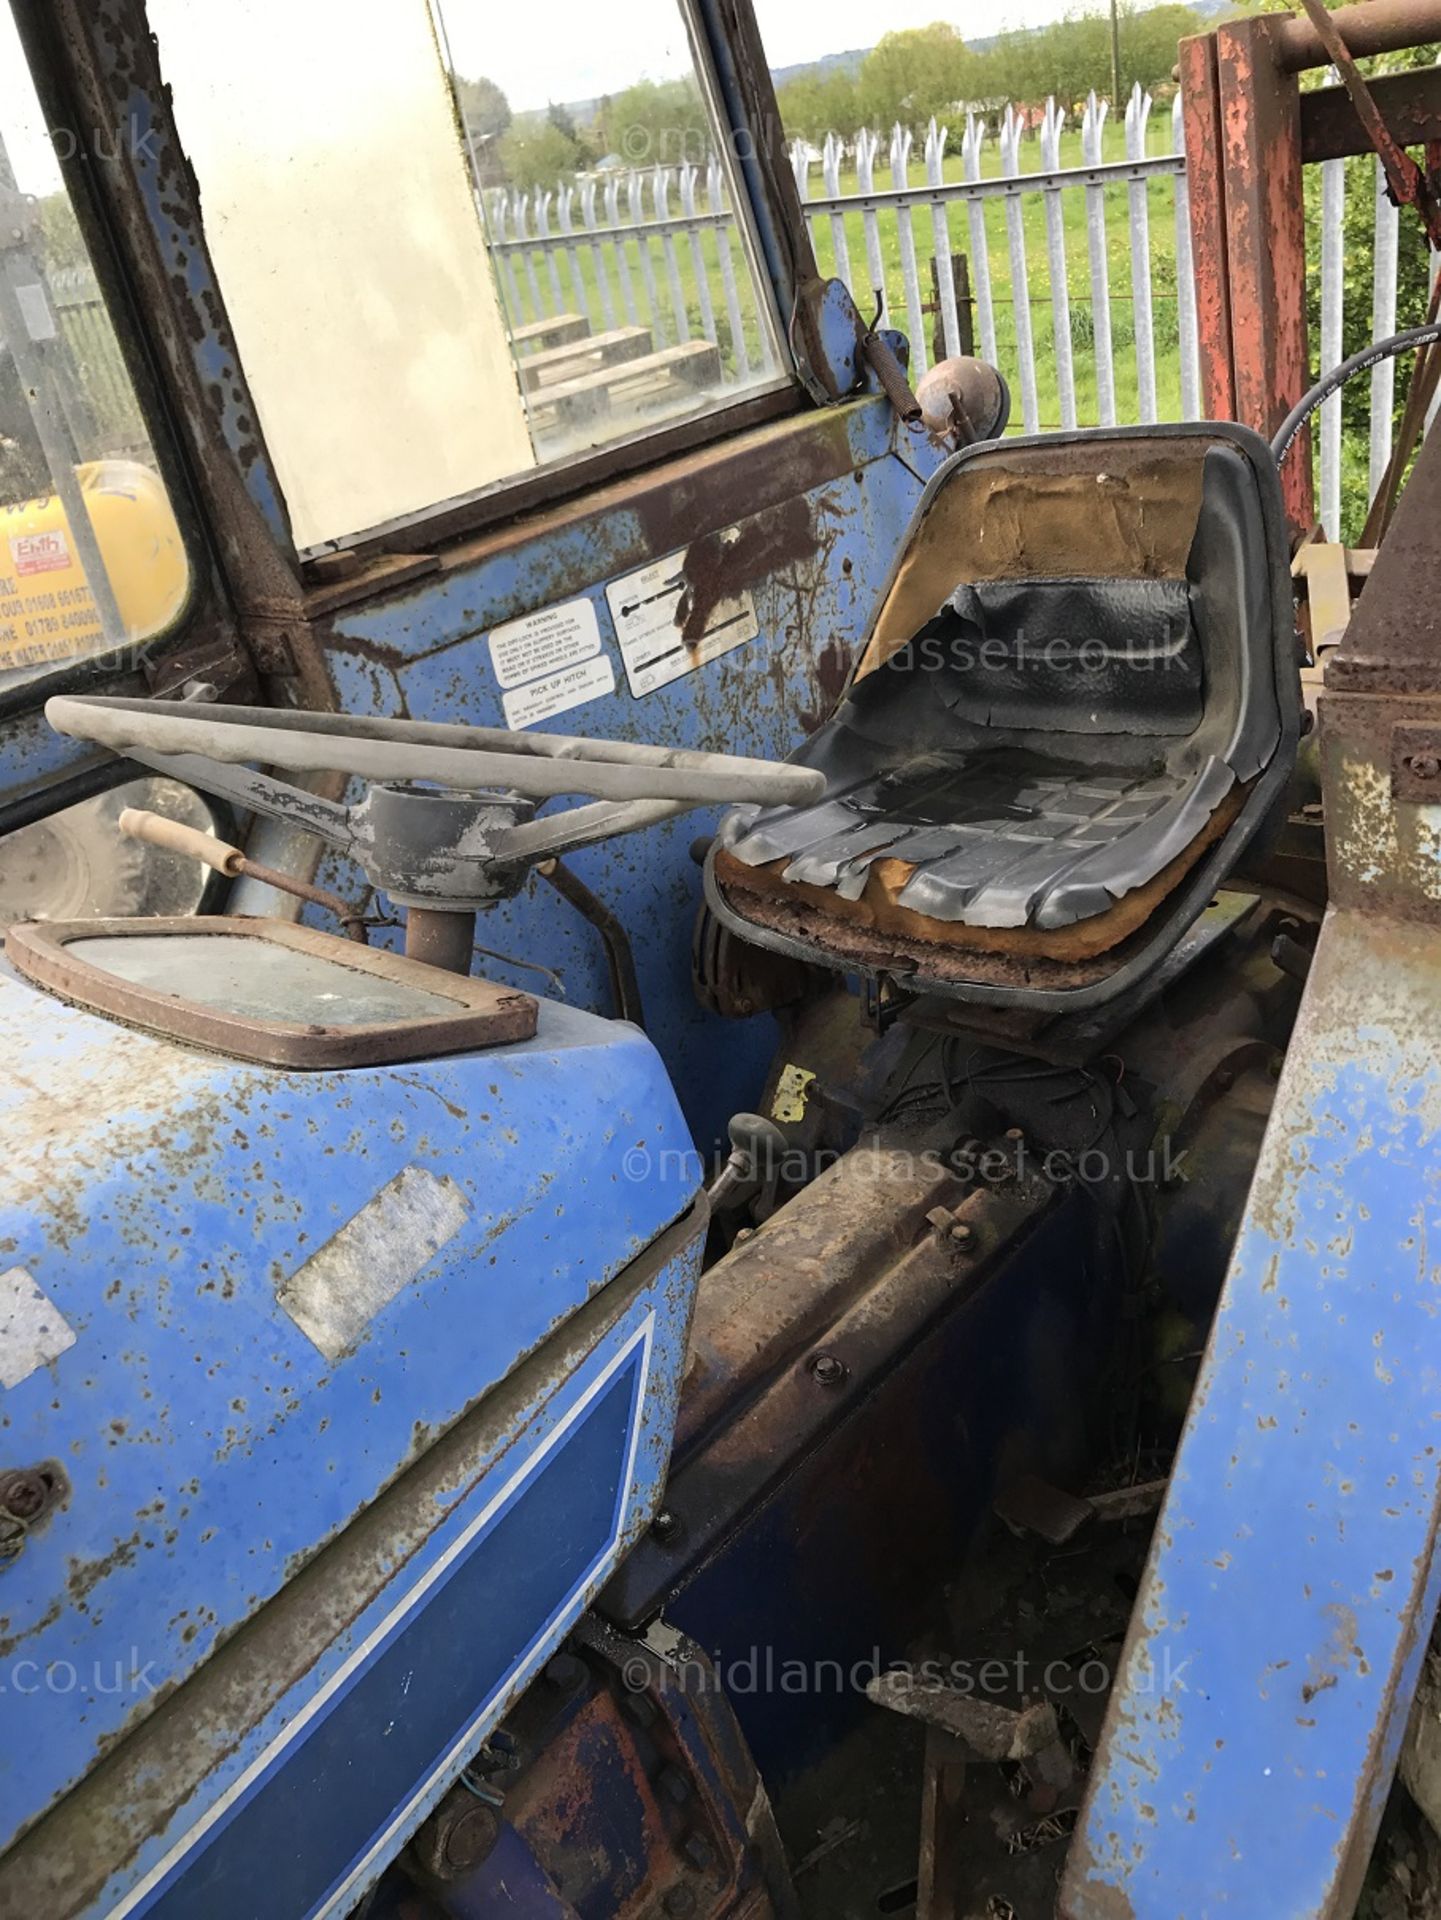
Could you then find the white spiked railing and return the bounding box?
[1039,98,1075,430]
[488,98,1188,436]
[478,77,1429,506]
[1124,82,1157,423]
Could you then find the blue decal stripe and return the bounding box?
[108,1315,653,1920]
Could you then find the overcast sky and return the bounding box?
[1,0,1086,198]
[438,0,1084,106]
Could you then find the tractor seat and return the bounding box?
[708,426,1298,1007]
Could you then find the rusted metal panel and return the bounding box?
[1214,15,1315,534]
[1319,412,1441,914]
[428,1616,792,1917]
[601,1120,1069,1634]
[1320,684,1441,917]
[1180,32,1238,423]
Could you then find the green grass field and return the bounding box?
[805,111,1187,430]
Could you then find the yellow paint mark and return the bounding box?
[771,1063,816,1124]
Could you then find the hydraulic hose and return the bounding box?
[1271,320,1441,466]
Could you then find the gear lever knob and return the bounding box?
[706,1112,787,1213]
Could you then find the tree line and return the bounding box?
[457,75,712,194]
[458,2,1214,194]
[774,7,1206,142]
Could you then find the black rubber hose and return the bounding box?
[1271,321,1441,466]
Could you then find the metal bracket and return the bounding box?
[789,276,865,401]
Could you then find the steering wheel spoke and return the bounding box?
[44,694,821,910]
[46,695,821,809]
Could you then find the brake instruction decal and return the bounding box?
[605,544,759,697]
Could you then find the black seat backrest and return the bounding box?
[910,574,1203,736]
[845,443,1282,770]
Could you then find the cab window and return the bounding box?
[145,0,787,554]
[0,7,191,692]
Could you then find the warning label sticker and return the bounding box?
[489,596,601,690]
[604,546,759,697]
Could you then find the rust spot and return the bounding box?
[797,634,850,736]
[675,496,818,645]
[67,1529,143,1606]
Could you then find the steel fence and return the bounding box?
[787,90,1199,434]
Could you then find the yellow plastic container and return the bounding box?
[0,459,188,673]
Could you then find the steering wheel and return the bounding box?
[45,695,823,909]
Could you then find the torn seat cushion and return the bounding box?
[711,433,1292,973]
[913,575,1202,736]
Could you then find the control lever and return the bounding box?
[117,808,368,942]
[705,1111,788,1217]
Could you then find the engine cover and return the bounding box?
[0,944,702,1917]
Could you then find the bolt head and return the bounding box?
[621,1689,659,1728]
[807,1352,848,1386]
[1408,753,1441,781]
[0,1469,50,1519]
[681,1832,715,1871]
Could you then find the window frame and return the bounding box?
[0,0,262,733]
[289,0,804,564]
[15,0,821,603]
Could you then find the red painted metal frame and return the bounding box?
[1219,16,1314,534]
[1183,17,1313,533]
[1179,32,1237,424]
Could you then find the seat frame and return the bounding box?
[705,422,1301,1013]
